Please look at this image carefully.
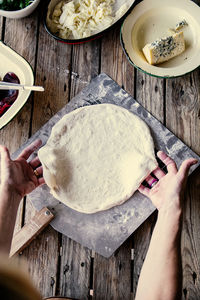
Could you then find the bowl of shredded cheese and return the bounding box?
[45,0,136,43]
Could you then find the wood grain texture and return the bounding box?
[70,40,100,98]
[93,238,133,300]
[58,39,100,299]
[0,14,38,241]
[91,26,135,299]
[23,199,59,298]
[32,21,72,134]
[182,170,200,300]
[21,224,59,298]
[166,71,200,155]
[166,70,200,299]
[59,238,91,300]
[100,26,135,95]
[135,72,165,123]
[131,70,165,296]
[166,3,200,296]
[22,12,67,298]
[1,0,200,298]
[0,14,37,149]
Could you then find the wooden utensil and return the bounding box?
[10,207,54,257]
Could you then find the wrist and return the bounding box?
[158,196,182,219]
[157,205,182,236]
[0,184,22,204]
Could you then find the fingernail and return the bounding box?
[192,160,198,165]
[156,150,162,156]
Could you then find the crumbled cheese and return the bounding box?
[168,19,188,34]
[142,31,185,65]
[48,0,127,39]
[175,19,188,31]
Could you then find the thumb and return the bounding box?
[0,145,11,161]
[178,158,198,182]
[0,145,11,171]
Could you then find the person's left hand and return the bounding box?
[0,139,45,199]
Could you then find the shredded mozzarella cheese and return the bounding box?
[48,0,127,39]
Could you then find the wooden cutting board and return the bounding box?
[12,73,199,257]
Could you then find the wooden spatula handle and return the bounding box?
[10,207,54,257]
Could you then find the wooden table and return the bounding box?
[0,1,200,299]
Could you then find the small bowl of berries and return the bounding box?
[0,72,20,117]
[0,41,34,129]
[0,0,40,19]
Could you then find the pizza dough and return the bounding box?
[38,104,158,214]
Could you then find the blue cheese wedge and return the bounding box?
[142,31,185,65]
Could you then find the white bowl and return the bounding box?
[121,0,200,78]
[0,0,40,19]
[45,0,136,44]
[0,42,34,129]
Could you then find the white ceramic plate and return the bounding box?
[121,0,200,78]
[0,42,34,129]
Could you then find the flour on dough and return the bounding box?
[38,104,158,213]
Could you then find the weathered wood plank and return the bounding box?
[132,71,165,296]
[0,14,38,235]
[92,26,134,300]
[32,24,72,133]
[22,200,59,298]
[166,6,200,297]
[93,238,133,300]
[100,26,135,95]
[0,14,37,149]
[133,2,200,296]
[135,72,165,123]
[59,40,100,299]
[59,238,91,299]
[23,13,72,298]
[166,69,200,299]
[1,1,199,299]
[166,73,200,155]
[70,40,100,97]
[182,171,200,299]
[21,224,59,296]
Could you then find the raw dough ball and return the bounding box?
[38,104,158,213]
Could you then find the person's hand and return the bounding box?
[138,151,198,213]
[0,139,45,199]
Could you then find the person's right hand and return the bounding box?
[138,151,198,213]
